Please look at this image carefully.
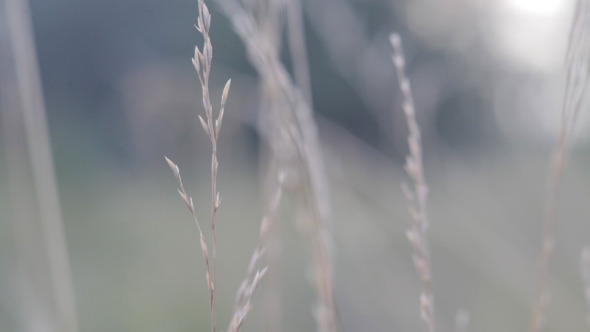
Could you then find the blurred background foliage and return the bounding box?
[1,0,590,331]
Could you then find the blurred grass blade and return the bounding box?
[5,0,79,331]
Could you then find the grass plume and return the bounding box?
[390,33,435,332]
[166,1,230,330]
[166,1,288,331]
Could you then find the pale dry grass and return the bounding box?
[302,0,396,148]
[166,0,228,330]
[390,33,435,332]
[286,0,312,107]
[166,1,286,331]
[530,0,590,330]
[0,45,54,332]
[5,0,79,331]
[228,173,285,332]
[7,0,590,331]
[217,1,338,331]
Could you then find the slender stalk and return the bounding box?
[195,5,220,323]
[530,1,590,330]
[216,2,337,331]
[301,0,397,151]
[258,152,283,332]
[287,0,313,107]
[217,0,332,224]
[5,0,79,331]
[168,2,231,331]
[390,33,435,332]
[255,2,312,329]
[165,158,214,331]
[196,2,219,330]
[228,173,285,332]
[0,39,52,331]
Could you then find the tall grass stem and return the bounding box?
[5,0,79,331]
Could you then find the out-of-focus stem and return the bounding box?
[390,33,435,332]
[530,1,589,331]
[217,2,337,331]
[287,0,313,107]
[5,0,79,331]
[0,38,52,332]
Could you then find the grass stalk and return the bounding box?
[530,1,590,330]
[167,6,284,330]
[5,0,79,331]
[390,33,435,332]
[287,0,313,107]
[0,39,52,331]
[167,1,231,330]
[217,2,337,330]
[228,173,285,332]
[165,157,214,328]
